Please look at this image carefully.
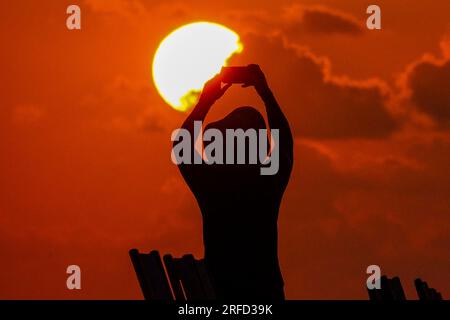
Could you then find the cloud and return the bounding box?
[83,0,146,17]
[233,34,397,138]
[80,76,176,133]
[277,136,450,298]
[394,37,450,130]
[282,4,363,35]
[226,4,363,38]
[407,58,450,128]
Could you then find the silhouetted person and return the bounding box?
[175,65,293,300]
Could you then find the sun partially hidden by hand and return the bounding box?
[152,21,243,112]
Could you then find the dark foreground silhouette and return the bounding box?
[129,250,446,300]
[367,275,444,301]
[175,65,293,300]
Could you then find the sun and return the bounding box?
[152,22,243,112]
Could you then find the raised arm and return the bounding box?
[174,74,231,180]
[248,65,293,164]
[180,74,231,136]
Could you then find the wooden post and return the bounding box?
[179,254,207,300]
[163,254,186,301]
[129,249,154,300]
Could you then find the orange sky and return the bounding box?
[1,0,450,299]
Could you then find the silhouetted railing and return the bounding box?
[368,275,444,301]
[415,278,443,301]
[129,249,216,300]
[129,254,445,301]
[367,275,406,301]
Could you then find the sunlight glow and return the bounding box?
[152,22,243,112]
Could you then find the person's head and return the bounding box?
[204,106,269,166]
[206,106,266,132]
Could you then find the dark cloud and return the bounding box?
[282,4,363,35]
[408,59,450,128]
[226,5,363,38]
[232,34,397,138]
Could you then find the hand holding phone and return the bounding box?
[221,66,253,84]
[221,64,268,92]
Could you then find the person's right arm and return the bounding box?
[174,74,232,179]
[179,74,231,141]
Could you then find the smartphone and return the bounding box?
[221,66,252,84]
